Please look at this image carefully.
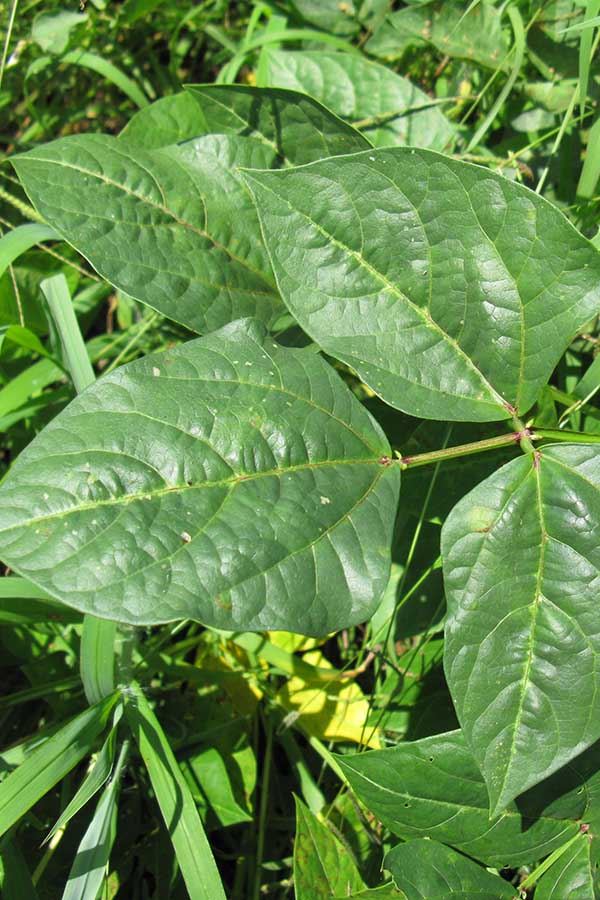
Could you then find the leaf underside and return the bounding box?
[0,319,399,633]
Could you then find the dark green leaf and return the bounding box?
[288,0,360,36]
[185,84,370,166]
[338,729,591,868]
[442,444,600,814]
[0,318,399,633]
[293,797,365,900]
[12,133,281,334]
[384,839,515,899]
[263,50,454,150]
[244,149,600,422]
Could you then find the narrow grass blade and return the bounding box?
[80,616,117,704]
[60,50,148,108]
[0,576,80,625]
[0,692,120,839]
[40,274,95,393]
[0,224,59,279]
[61,740,129,900]
[0,677,81,710]
[125,682,227,900]
[45,720,119,843]
[577,115,600,198]
[466,6,525,152]
[579,0,600,111]
[0,837,40,900]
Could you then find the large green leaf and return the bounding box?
[288,0,360,36]
[12,132,281,334]
[0,319,399,632]
[338,728,595,868]
[367,1,508,69]
[442,444,600,815]
[263,50,454,151]
[119,92,208,148]
[185,84,370,166]
[244,149,600,422]
[384,839,515,899]
[536,834,599,900]
[293,798,365,900]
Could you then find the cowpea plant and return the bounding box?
[2,83,600,897]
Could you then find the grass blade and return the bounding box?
[0,577,80,625]
[45,715,120,843]
[0,692,120,839]
[577,115,600,198]
[61,740,129,900]
[0,224,59,279]
[579,0,600,111]
[60,50,149,108]
[125,682,227,900]
[0,837,40,900]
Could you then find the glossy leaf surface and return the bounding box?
[12,133,281,334]
[384,839,515,899]
[443,444,600,814]
[536,834,599,900]
[245,149,600,421]
[263,50,454,151]
[293,798,365,900]
[0,319,399,632]
[119,92,208,148]
[185,84,370,166]
[338,728,591,867]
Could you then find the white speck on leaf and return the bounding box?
[152,367,160,377]
[181,531,192,543]
[320,496,331,505]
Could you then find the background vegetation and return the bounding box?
[1,0,599,897]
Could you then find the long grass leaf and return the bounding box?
[45,721,119,843]
[125,683,227,900]
[0,692,120,839]
[61,740,129,900]
[60,50,148,108]
[0,224,59,279]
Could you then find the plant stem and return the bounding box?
[399,430,524,468]
[534,427,600,444]
[41,274,116,705]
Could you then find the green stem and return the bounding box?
[534,427,600,444]
[41,274,116,706]
[399,430,524,468]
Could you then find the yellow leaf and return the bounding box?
[277,652,381,749]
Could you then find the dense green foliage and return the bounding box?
[2,1,600,898]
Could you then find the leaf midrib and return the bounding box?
[17,150,276,290]
[0,456,383,533]
[250,174,507,412]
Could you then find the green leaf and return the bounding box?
[61,741,127,900]
[31,9,87,55]
[263,50,454,151]
[367,1,508,69]
[119,92,208,149]
[442,444,600,814]
[46,725,117,842]
[384,839,515,899]
[293,797,365,900]
[244,148,600,422]
[288,0,360,36]
[0,318,398,633]
[185,84,370,166]
[338,729,592,868]
[0,223,60,280]
[0,692,119,839]
[333,888,404,900]
[12,133,282,334]
[535,834,599,899]
[0,838,39,900]
[182,747,252,828]
[125,682,227,900]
